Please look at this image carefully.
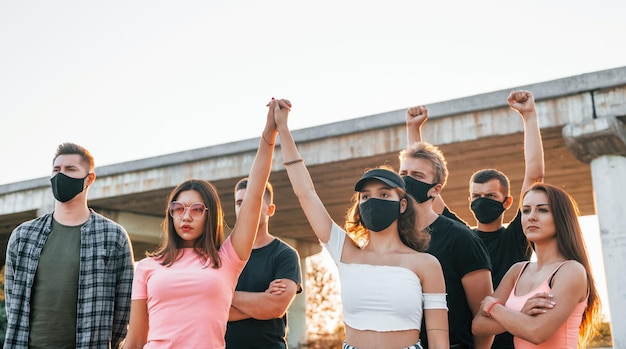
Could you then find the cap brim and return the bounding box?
[354,176,401,191]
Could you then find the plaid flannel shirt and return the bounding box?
[4,210,134,349]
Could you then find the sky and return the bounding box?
[0,0,621,319]
[1,0,625,185]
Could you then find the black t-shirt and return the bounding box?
[420,215,492,349]
[225,238,302,349]
[474,210,532,288]
[474,210,532,349]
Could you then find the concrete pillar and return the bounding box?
[563,116,626,348]
[288,254,308,348]
[286,239,322,348]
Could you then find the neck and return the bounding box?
[253,225,274,248]
[476,217,504,232]
[414,202,439,230]
[533,241,565,268]
[53,199,91,226]
[365,228,405,252]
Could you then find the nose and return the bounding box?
[526,209,538,222]
[181,207,193,221]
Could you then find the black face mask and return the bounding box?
[359,198,401,232]
[403,176,437,203]
[470,197,507,224]
[50,172,89,203]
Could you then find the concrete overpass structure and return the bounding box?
[1,66,625,347]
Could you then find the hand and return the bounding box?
[265,98,279,131]
[520,292,555,316]
[266,278,288,295]
[406,105,428,129]
[273,98,291,128]
[479,296,502,317]
[507,90,536,117]
[266,98,292,110]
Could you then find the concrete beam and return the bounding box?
[563,117,626,163]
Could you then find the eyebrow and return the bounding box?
[409,170,426,176]
[522,203,550,207]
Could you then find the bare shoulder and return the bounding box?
[409,251,445,292]
[408,251,442,274]
[509,261,528,274]
[415,251,441,267]
[555,260,586,279]
[551,260,588,302]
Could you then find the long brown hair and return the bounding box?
[148,179,226,268]
[344,166,430,251]
[523,183,601,346]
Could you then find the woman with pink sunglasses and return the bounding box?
[123,99,289,349]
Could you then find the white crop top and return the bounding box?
[323,223,447,332]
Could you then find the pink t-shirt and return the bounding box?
[505,261,587,349]
[132,238,247,349]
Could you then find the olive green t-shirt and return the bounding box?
[29,219,81,349]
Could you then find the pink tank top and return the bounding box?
[505,261,587,349]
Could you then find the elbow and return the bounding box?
[254,302,289,320]
[512,322,553,345]
[471,317,489,336]
[519,331,551,345]
[525,171,544,185]
[293,189,317,206]
[522,336,546,346]
[471,324,485,336]
[264,305,288,320]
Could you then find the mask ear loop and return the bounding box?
[503,196,514,209]
[399,196,408,214]
[84,172,95,189]
[428,183,442,201]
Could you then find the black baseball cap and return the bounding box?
[354,168,405,191]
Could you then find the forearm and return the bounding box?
[231,290,289,320]
[487,302,556,344]
[424,308,449,349]
[276,124,315,198]
[247,127,277,197]
[231,125,276,258]
[276,123,334,240]
[472,312,506,335]
[522,110,544,190]
[406,124,422,145]
[228,305,250,321]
